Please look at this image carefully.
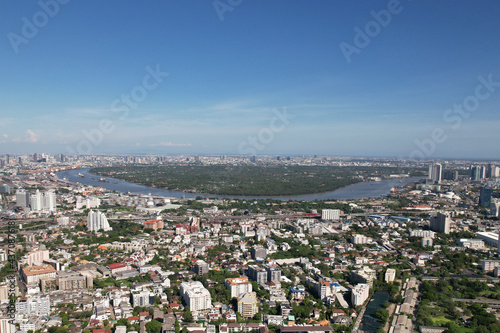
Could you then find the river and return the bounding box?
[55,168,422,201]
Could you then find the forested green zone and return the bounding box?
[90,165,422,196]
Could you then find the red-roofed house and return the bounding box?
[107,263,130,274]
[144,220,164,231]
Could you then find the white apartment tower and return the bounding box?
[428,163,442,183]
[180,281,212,311]
[351,283,370,306]
[87,210,112,232]
[29,190,56,212]
[321,209,340,221]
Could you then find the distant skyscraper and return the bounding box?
[428,163,442,183]
[87,210,112,232]
[4,155,9,165]
[430,212,451,234]
[442,170,459,181]
[470,165,481,181]
[480,187,492,208]
[480,166,487,179]
[15,188,30,208]
[29,190,56,212]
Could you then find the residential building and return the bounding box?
[251,246,267,260]
[15,295,51,316]
[264,264,281,282]
[0,317,16,333]
[87,210,112,232]
[143,219,164,231]
[15,188,30,208]
[237,292,258,319]
[225,277,252,298]
[131,291,154,307]
[430,213,450,234]
[18,249,50,267]
[321,209,340,221]
[194,260,209,276]
[352,234,370,244]
[21,264,56,284]
[428,163,442,183]
[247,265,267,285]
[180,281,212,311]
[351,284,370,306]
[385,269,396,283]
[457,239,485,249]
[29,189,56,212]
[481,260,500,271]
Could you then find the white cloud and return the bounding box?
[25,129,38,143]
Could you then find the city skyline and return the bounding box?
[1,1,500,158]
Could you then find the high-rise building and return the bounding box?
[251,246,267,260]
[442,170,459,181]
[237,292,259,319]
[194,260,209,276]
[351,284,370,306]
[225,277,252,298]
[15,295,51,316]
[247,265,267,285]
[430,212,451,234]
[428,163,442,183]
[87,210,112,232]
[0,185,10,194]
[480,187,492,208]
[179,281,212,311]
[492,166,500,178]
[480,166,487,180]
[131,290,154,307]
[470,165,481,181]
[491,202,500,218]
[29,190,56,212]
[264,264,281,282]
[0,317,16,333]
[321,209,340,221]
[15,188,30,208]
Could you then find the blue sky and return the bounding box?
[0,0,499,158]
